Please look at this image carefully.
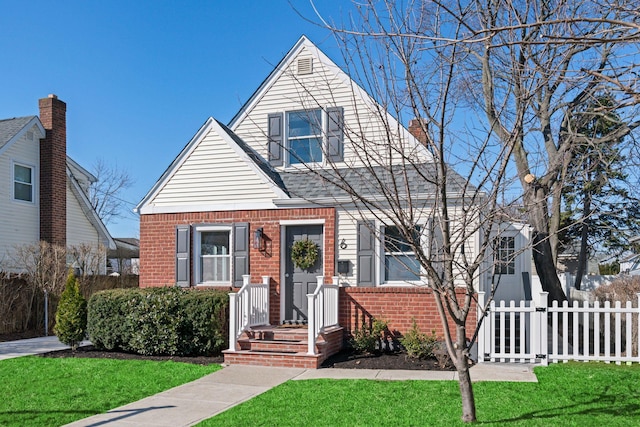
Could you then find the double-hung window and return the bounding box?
[14,163,34,202]
[195,226,231,284]
[287,109,323,164]
[384,225,421,282]
[494,236,515,275]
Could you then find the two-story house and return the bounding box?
[0,95,115,272]
[136,36,531,368]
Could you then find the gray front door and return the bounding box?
[284,225,323,323]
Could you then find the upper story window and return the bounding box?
[268,107,344,167]
[494,236,515,275]
[287,109,323,164]
[384,225,421,282]
[14,163,34,202]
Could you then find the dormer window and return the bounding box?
[267,107,344,167]
[287,109,323,164]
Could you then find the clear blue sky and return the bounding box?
[0,0,351,238]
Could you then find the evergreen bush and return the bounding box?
[350,317,388,354]
[87,287,229,356]
[54,270,88,351]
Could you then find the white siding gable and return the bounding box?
[0,123,42,264]
[67,180,100,247]
[139,119,288,214]
[230,36,432,169]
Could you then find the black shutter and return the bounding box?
[175,225,190,287]
[268,113,284,166]
[327,107,344,162]
[233,222,249,287]
[357,221,376,287]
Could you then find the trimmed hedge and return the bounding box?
[87,287,228,356]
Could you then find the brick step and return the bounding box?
[244,326,311,342]
[238,338,323,353]
[223,349,323,369]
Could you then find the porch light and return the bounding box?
[253,227,266,251]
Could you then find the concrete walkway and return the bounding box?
[0,337,538,427]
[0,336,89,360]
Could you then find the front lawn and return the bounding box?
[199,362,640,426]
[0,356,220,427]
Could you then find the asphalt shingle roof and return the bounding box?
[0,116,37,150]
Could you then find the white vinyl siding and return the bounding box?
[0,126,40,262]
[232,45,426,169]
[336,206,480,288]
[66,182,100,247]
[151,129,281,207]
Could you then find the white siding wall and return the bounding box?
[66,182,100,247]
[336,206,481,289]
[151,128,281,207]
[0,126,40,265]
[233,45,427,169]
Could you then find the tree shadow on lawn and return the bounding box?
[0,405,176,426]
[479,385,640,424]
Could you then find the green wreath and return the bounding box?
[291,239,318,270]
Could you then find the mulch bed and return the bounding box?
[4,332,453,371]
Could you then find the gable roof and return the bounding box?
[0,116,45,155]
[135,118,290,214]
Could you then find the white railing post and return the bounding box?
[262,276,270,325]
[228,292,238,351]
[477,292,486,364]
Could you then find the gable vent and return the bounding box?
[297,57,313,75]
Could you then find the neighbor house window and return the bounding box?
[494,236,515,275]
[14,163,33,202]
[195,226,231,283]
[287,109,323,164]
[384,225,421,282]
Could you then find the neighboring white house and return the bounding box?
[0,95,115,272]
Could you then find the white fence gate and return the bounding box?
[477,292,640,365]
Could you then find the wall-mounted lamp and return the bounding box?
[253,227,266,251]
[339,239,348,250]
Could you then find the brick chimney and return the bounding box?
[408,118,428,145]
[39,94,67,247]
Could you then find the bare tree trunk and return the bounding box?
[455,325,476,422]
[526,188,567,302]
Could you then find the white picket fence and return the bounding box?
[477,291,640,365]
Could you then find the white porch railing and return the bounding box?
[477,291,640,365]
[228,275,269,351]
[307,276,340,355]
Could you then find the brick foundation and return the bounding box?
[339,286,477,341]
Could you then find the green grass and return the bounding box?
[0,356,220,427]
[199,363,640,426]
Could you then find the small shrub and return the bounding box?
[351,317,388,354]
[434,342,451,368]
[54,270,87,351]
[400,319,438,359]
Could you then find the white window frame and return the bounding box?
[194,224,233,285]
[285,108,325,167]
[379,224,425,286]
[494,235,516,276]
[12,161,36,204]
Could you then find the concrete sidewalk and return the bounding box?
[62,363,537,427]
[0,337,537,427]
[0,336,89,360]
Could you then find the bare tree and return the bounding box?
[89,158,134,225]
[302,0,640,422]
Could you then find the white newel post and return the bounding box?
[228,292,238,351]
